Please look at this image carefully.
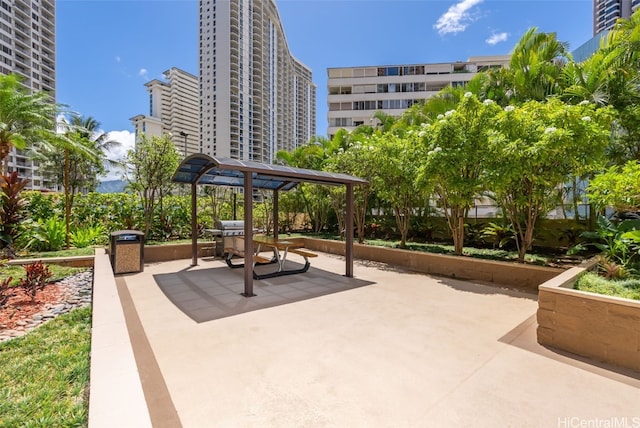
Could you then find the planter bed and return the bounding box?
[301,237,562,291]
[537,259,640,373]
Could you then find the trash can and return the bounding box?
[110,230,145,274]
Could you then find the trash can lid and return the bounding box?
[110,230,145,237]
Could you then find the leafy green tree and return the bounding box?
[587,161,640,213]
[0,74,60,173]
[126,134,180,238]
[276,138,341,234]
[277,190,306,234]
[325,141,376,243]
[488,99,614,261]
[369,133,422,247]
[417,93,501,255]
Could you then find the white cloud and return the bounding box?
[138,68,149,79]
[115,56,121,63]
[434,0,484,36]
[486,32,509,45]
[101,130,136,181]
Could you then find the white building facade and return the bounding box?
[130,67,200,157]
[198,0,316,163]
[326,55,511,138]
[0,0,57,190]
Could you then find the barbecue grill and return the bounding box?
[213,220,246,257]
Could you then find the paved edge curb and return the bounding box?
[88,248,152,428]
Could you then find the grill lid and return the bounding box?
[215,220,245,230]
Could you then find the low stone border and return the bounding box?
[537,259,640,373]
[88,248,152,427]
[6,255,94,268]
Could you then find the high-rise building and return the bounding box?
[576,0,640,62]
[0,0,57,190]
[593,0,640,35]
[130,67,200,157]
[199,0,316,163]
[327,55,510,138]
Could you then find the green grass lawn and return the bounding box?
[0,264,87,287]
[0,307,91,427]
[19,247,96,258]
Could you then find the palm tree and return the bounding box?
[0,74,60,173]
[507,28,570,102]
[34,115,119,248]
[561,51,612,106]
[60,116,119,247]
[561,10,640,164]
[66,116,121,181]
[396,75,489,129]
[476,28,570,105]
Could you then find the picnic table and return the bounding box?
[224,236,317,279]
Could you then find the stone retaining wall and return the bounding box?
[301,237,562,291]
[537,261,640,373]
[7,255,94,268]
[135,242,214,263]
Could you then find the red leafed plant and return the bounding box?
[0,171,29,259]
[19,261,52,302]
[0,276,14,308]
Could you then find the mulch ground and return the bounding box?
[0,283,64,331]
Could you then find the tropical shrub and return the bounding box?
[151,195,191,241]
[595,255,629,280]
[28,217,67,252]
[71,224,107,248]
[481,222,517,250]
[569,216,640,272]
[22,190,59,222]
[71,192,143,232]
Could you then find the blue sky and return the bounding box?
[56,0,593,176]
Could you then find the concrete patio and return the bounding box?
[92,251,640,427]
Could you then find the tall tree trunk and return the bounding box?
[355,200,367,244]
[454,214,465,255]
[65,149,71,250]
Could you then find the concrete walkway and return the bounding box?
[117,253,639,427]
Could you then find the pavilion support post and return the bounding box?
[191,183,198,267]
[345,183,354,277]
[242,172,256,297]
[273,190,279,240]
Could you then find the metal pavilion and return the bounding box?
[172,154,368,297]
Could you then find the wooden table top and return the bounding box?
[252,236,304,250]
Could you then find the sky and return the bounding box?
[56,0,594,179]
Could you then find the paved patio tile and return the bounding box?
[121,254,640,427]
